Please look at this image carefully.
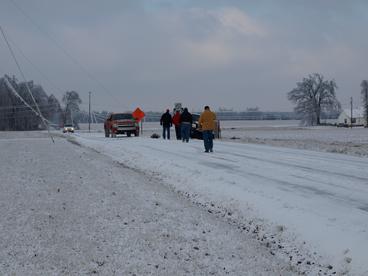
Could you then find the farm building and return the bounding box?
[337,107,366,126]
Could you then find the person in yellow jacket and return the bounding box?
[198,106,217,152]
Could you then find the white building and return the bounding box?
[337,107,366,126]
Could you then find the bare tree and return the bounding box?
[62,91,82,126]
[0,75,62,130]
[287,73,340,126]
[361,80,368,128]
[47,94,63,127]
[0,76,17,130]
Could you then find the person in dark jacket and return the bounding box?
[172,110,181,140]
[180,108,193,143]
[160,109,172,139]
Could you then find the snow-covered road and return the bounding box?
[1,132,302,275]
[75,132,368,275]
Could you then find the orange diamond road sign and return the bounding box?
[132,107,145,122]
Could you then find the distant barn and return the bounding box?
[337,107,365,126]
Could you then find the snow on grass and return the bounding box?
[218,121,368,157]
[74,132,368,275]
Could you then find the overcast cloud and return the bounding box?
[1,0,367,112]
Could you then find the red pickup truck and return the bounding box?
[104,113,139,137]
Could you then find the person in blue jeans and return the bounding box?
[198,106,216,152]
[202,130,214,152]
[180,108,193,142]
[160,109,172,139]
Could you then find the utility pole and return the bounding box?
[365,88,368,128]
[141,118,143,135]
[350,97,353,129]
[88,91,91,133]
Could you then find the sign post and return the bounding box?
[132,107,145,135]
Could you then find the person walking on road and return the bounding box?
[180,108,192,143]
[172,110,182,140]
[199,106,216,152]
[160,109,172,139]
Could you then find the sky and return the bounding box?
[1,0,368,112]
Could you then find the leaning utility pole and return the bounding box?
[88,91,91,133]
[360,80,368,127]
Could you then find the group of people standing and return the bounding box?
[160,107,193,142]
[160,106,217,153]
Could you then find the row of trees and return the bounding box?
[288,73,368,127]
[0,75,82,131]
[1,73,367,130]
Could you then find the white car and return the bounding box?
[63,124,74,133]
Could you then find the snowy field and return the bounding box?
[3,122,368,275]
[74,123,368,275]
[219,121,368,157]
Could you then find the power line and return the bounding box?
[0,102,60,110]
[8,0,127,111]
[0,112,57,121]
[3,76,51,122]
[0,106,58,116]
[93,113,107,120]
[1,25,54,142]
[3,32,65,96]
[0,27,42,116]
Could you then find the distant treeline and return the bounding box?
[0,73,340,130]
[75,110,340,123]
[140,110,339,122]
[0,75,62,131]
